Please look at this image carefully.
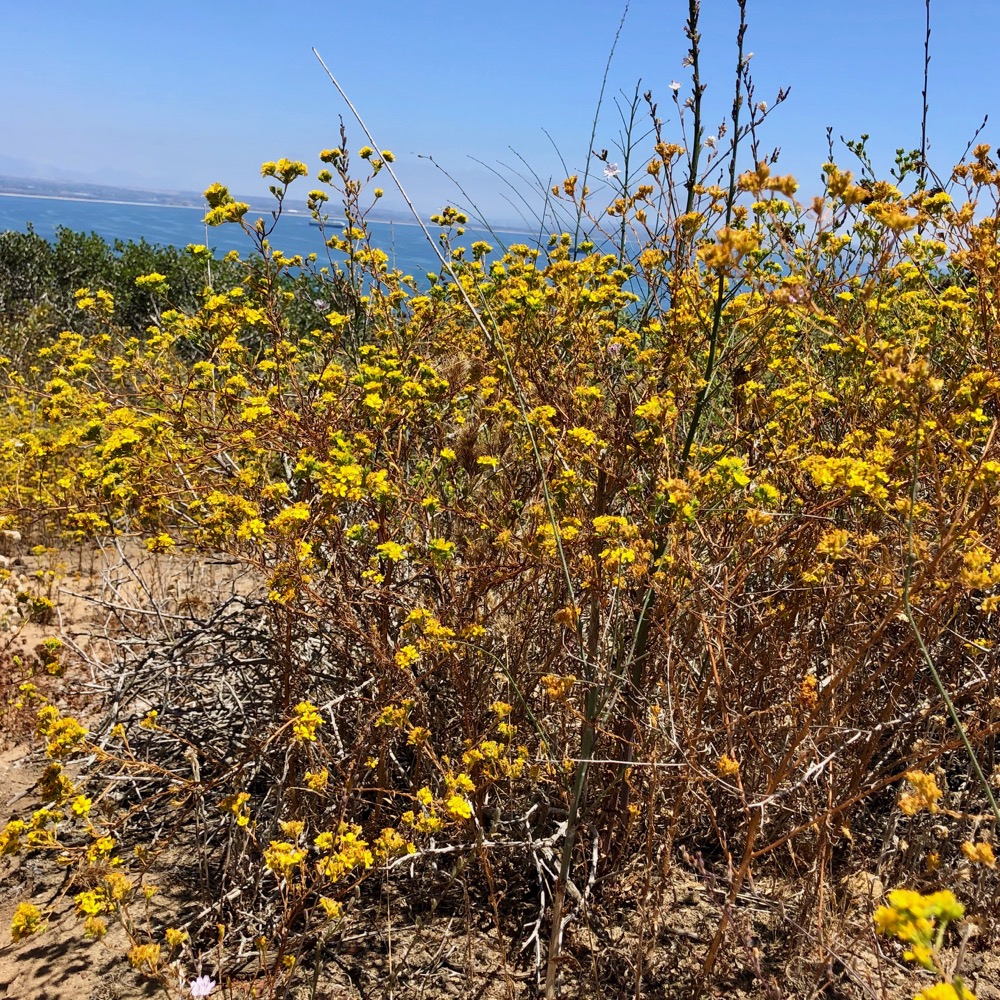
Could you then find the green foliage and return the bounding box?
[0,225,361,372]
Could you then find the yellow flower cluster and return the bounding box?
[875,889,974,998]
[7,130,1000,999]
[291,701,323,742]
[899,771,944,817]
[10,902,46,941]
[35,705,88,759]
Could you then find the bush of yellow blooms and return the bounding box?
[1,8,998,998]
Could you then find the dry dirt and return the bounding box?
[0,538,254,1000]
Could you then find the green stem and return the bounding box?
[629,0,749,711]
[903,398,1000,824]
[681,0,704,225]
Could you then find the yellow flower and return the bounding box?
[446,795,473,820]
[376,540,407,562]
[374,827,414,861]
[144,532,175,553]
[105,871,132,901]
[75,890,107,917]
[875,888,965,974]
[86,835,116,863]
[428,538,455,561]
[36,706,87,758]
[304,768,329,791]
[127,943,161,971]
[261,158,308,184]
[11,902,46,941]
[961,841,996,867]
[905,943,934,969]
[134,272,169,294]
[0,820,27,856]
[899,771,943,816]
[165,927,189,949]
[71,795,93,817]
[917,983,976,1000]
[798,674,819,711]
[263,840,307,878]
[204,201,250,226]
[394,645,420,669]
[541,673,576,701]
[220,791,251,827]
[83,917,108,939]
[717,755,740,778]
[291,701,323,742]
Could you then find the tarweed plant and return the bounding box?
[2,2,1000,996]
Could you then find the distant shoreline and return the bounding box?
[0,191,534,236]
[0,191,206,211]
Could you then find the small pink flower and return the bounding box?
[189,976,216,998]
[603,163,620,180]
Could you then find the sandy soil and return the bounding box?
[0,538,251,1000]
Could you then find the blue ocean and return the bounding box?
[0,194,539,285]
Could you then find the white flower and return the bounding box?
[757,101,767,113]
[703,136,718,150]
[603,163,620,179]
[669,80,681,92]
[189,976,216,998]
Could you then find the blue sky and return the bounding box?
[2,0,997,227]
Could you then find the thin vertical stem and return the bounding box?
[629,0,749,700]
[572,2,631,259]
[920,0,931,185]
[675,0,705,274]
[903,398,1000,825]
[682,0,705,222]
[680,0,747,469]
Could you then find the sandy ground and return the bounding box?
[0,538,252,1000]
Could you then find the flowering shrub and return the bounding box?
[2,17,1000,997]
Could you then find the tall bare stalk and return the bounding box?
[625,0,749,783]
[920,0,931,185]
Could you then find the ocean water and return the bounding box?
[0,194,538,285]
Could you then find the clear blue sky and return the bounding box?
[2,0,997,227]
